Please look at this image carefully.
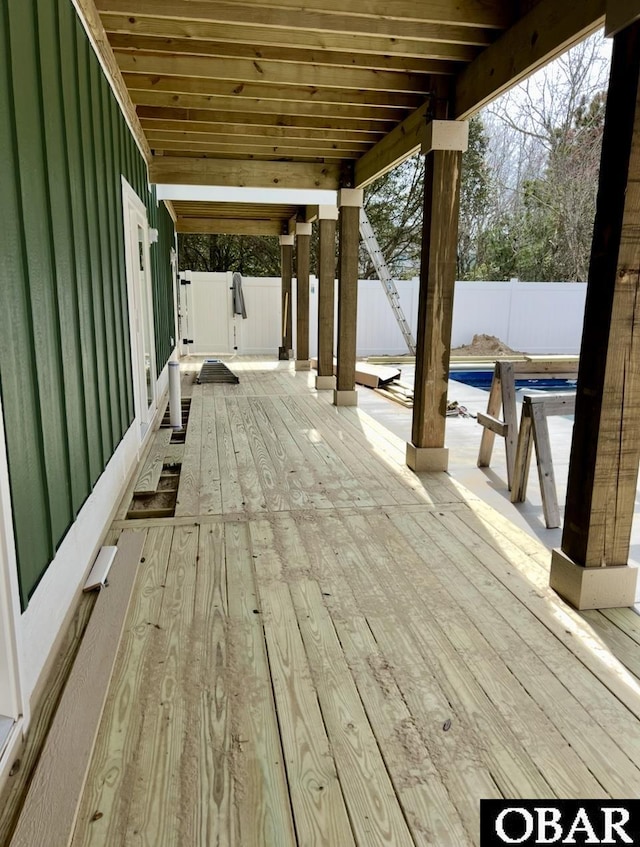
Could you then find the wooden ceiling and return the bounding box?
[85,0,606,230]
[172,201,299,235]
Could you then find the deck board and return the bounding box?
[71,359,640,847]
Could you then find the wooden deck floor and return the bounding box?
[71,360,640,846]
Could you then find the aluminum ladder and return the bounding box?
[359,208,416,355]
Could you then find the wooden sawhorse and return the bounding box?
[510,392,576,528]
[477,361,518,489]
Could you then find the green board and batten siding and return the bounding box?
[0,0,175,607]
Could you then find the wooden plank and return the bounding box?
[383,508,622,796]
[476,412,507,437]
[291,579,415,847]
[115,52,431,95]
[249,521,356,846]
[198,386,223,516]
[149,157,340,189]
[429,511,640,780]
[257,398,335,509]
[162,0,511,28]
[214,395,246,514]
[153,141,359,160]
[101,13,480,61]
[225,397,273,513]
[224,521,296,846]
[530,400,561,528]
[11,529,146,847]
[101,13,482,61]
[119,526,198,844]
[435,510,640,740]
[245,397,308,510]
[176,217,284,236]
[126,74,423,111]
[281,510,485,841]
[501,361,518,489]
[108,32,454,75]
[343,512,555,799]
[142,116,384,142]
[510,400,534,504]
[137,103,399,132]
[175,384,203,517]
[192,521,233,843]
[539,393,576,416]
[134,428,172,493]
[71,527,173,846]
[147,130,369,153]
[333,614,471,846]
[96,0,497,44]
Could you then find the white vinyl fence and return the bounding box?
[179,271,587,357]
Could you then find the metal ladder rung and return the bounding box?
[359,208,416,355]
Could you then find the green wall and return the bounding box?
[0,0,175,607]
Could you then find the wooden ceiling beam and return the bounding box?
[173,203,298,218]
[100,13,481,61]
[108,33,459,75]
[115,52,434,93]
[124,75,423,110]
[145,129,370,151]
[164,0,511,28]
[454,0,606,118]
[131,92,408,124]
[176,217,285,235]
[96,0,499,45]
[150,140,362,159]
[140,117,384,143]
[354,102,431,188]
[354,0,606,187]
[149,156,342,188]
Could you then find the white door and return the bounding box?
[185,272,233,354]
[122,179,157,438]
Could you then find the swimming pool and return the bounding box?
[449,370,577,392]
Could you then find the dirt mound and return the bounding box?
[452,334,524,357]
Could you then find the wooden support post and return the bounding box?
[295,222,312,371]
[278,234,294,361]
[316,208,338,390]
[334,189,362,407]
[550,21,640,610]
[476,361,518,489]
[407,118,468,472]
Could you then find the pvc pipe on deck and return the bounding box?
[168,361,182,429]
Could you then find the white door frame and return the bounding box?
[0,392,26,741]
[122,178,157,440]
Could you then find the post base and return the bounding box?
[333,389,358,407]
[295,359,311,371]
[316,375,336,390]
[278,346,291,361]
[406,444,449,472]
[550,548,638,610]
